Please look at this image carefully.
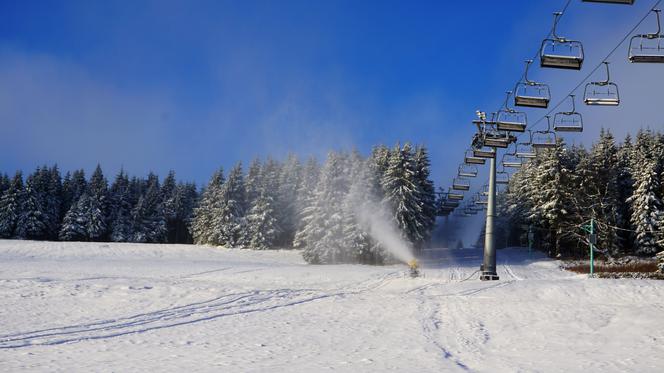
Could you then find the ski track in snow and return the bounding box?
[2,240,664,372]
[0,271,399,349]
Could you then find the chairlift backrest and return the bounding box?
[496,91,528,132]
[458,164,479,178]
[532,116,558,149]
[540,12,584,70]
[554,95,583,132]
[628,9,664,63]
[452,177,471,191]
[515,60,551,108]
[584,62,620,106]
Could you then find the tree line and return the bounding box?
[0,165,197,244]
[0,143,437,264]
[191,143,437,264]
[498,128,664,259]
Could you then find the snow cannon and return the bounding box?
[408,259,420,278]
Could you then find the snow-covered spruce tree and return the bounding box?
[59,193,90,241]
[86,165,109,241]
[44,166,63,240]
[109,169,133,242]
[172,182,198,243]
[627,130,663,255]
[302,151,350,264]
[15,170,48,240]
[276,154,302,247]
[131,173,167,243]
[161,170,179,243]
[575,129,621,256]
[293,156,320,249]
[245,158,262,212]
[413,145,437,249]
[0,173,9,195]
[0,171,23,238]
[245,189,279,250]
[211,163,247,247]
[616,134,635,253]
[527,142,576,257]
[191,168,224,245]
[342,153,383,264]
[381,143,422,248]
[62,169,87,217]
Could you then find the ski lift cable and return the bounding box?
[524,0,663,133]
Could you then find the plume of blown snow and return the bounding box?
[355,199,415,264]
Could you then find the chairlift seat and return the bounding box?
[540,52,584,70]
[516,151,537,159]
[496,120,527,132]
[584,97,620,106]
[532,142,557,149]
[452,183,470,191]
[446,193,464,201]
[514,93,550,108]
[553,112,583,133]
[473,148,496,158]
[503,160,522,168]
[628,32,664,63]
[444,201,460,208]
[465,155,486,165]
[458,165,478,178]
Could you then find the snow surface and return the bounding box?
[1,240,663,372]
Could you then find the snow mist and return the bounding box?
[355,200,415,264]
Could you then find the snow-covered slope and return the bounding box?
[1,240,662,372]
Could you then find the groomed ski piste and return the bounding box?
[1,240,662,372]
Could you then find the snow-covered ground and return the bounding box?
[1,240,663,372]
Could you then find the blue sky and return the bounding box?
[1,0,663,188]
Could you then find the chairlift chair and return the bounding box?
[480,184,490,196]
[458,164,479,178]
[452,177,471,191]
[496,91,527,132]
[496,169,510,185]
[540,12,584,70]
[502,145,523,168]
[554,95,584,132]
[583,0,634,4]
[516,132,538,159]
[464,149,486,165]
[584,62,620,106]
[443,200,460,208]
[447,188,464,201]
[628,9,664,63]
[532,116,558,149]
[483,131,515,148]
[473,147,496,159]
[514,60,551,108]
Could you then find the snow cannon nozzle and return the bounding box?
[408,259,420,278]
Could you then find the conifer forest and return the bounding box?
[2,130,664,263]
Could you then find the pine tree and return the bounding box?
[44,165,63,240]
[245,158,262,210]
[293,157,320,249]
[0,172,23,238]
[59,193,90,241]
[15,170,48,240]
[276,154,302,246]
[413,145,437,249]
[131,173,167,243]
[109,170,133,242]
[191,168,224,245]
[246,190,278,249]
[161,170,178,243]
[381,143,422,248]
[211,163,247,247]
[302,151,349,264]
[86,165,109,241]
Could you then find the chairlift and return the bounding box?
[465,149,486,165]
[496,169,510,185]
[584,62,620,106]
[540,12,584,70]
[447,188,464,201]
[474,192,489,205]
[444,200,460,208]
[514,60,551,108]
[452,177,471,191]
[532,116,558,149]
[628,9,664,63]
[516,132,538,159]
[473,147,496,159]
[554,95,583,132]
[473,112,512,148]
[458,164,478,178]
[495,91,528,133]
[502,145,523,168]
[583,0,634,4]
[480,184,490,196]
[484,131,515,148]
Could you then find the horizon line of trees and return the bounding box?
[0,143,438,265]
[497,128,664,259]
